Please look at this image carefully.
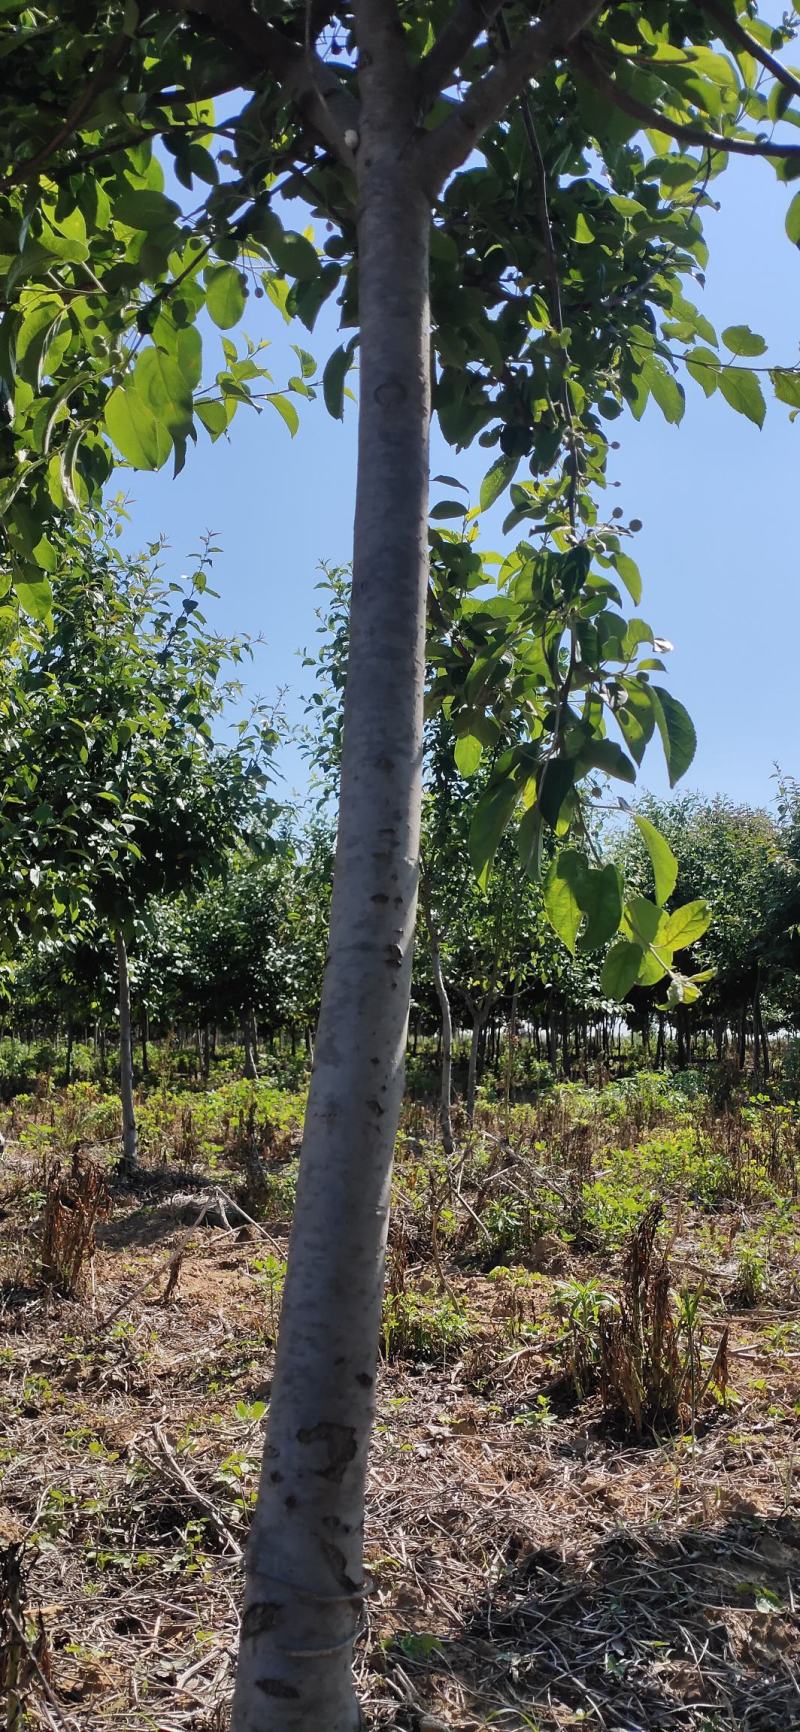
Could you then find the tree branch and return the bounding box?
[700,0,800,107]
[570,39,800,163]
[417,0,505,106]
[496,8,578,528]
[419,0,607,192]
[155,0,360,164]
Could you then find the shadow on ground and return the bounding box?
[395,1514,800,1731]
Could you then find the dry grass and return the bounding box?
[0,1086,799,1732]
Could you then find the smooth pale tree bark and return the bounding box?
[228,3,611,1726]
[465,972,500,1125]
[115,931,138,1178]
[231,27,431,1732]
[419,876,454,1154]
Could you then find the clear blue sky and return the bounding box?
[121,153,798,812]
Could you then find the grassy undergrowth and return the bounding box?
[1,1065,799,1730]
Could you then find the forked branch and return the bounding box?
[419,0,607,191]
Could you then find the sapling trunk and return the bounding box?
[243,1009,259,1080]
[116,931,138,1179]
[420,878,454,1154]
[231,66,431,1732]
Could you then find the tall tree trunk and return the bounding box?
[754,990,769,1078]
[466,1015,481,1125]
[140,1007,149,1077]
[243,1009,259,1080]
[504,980,518,1137]
[231,68,430,1732]
[116,932,138,1178]
[420,878,454,1154]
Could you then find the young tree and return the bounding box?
[0,515,273,1167]
[2,5,800,1724]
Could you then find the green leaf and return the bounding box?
[660,898,712,949]
[625,895,662,949]
[205,263,246,330]
[601,939,643,1000]
[717,366,766,428]
[543,849,586,954]
[269,230,319,281]
[686,346,720,397]
[579,739,637,783]
[786,189,800,245]
[175,327,203,390]
[578,863,624,953]
[632,814,678,906]
[134,346,193,439]
[651,687,697,786]
[114,187,181,231]
[722,325,767,357]
[468,778,519,889]
[195,398,231,440]
[649,362,685,424]
[104,384,172,470]
[616,682,655,767]
[538,757,575,829]
[268,394,299,436]
[13,572,53,620]
[771,368,800,408]
[322,340,357,420]
[454,733,483,776]
[613,551,642,605]
[292,345,316,379]
[516,803,543,880]
[637,947,670,987]
[480,456,517,512]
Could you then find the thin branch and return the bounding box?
[4,31,128,188]
[570,39,800,162]
[419,0,607,192]
[154,0,360,164]
[700,0,800,107]
[417,0,505,106]
[497,9,578,528]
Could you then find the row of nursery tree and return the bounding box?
[2,529,798,1111]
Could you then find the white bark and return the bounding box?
[231,24,430,1730]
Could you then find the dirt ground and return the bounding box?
[1,1129,800,1732]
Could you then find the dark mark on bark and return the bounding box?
[268,1470,283,1484]
[242,1602,281,1639]
[322,1539,364,1596]
[385,944,403,967]
[374,376,407,408]
[256,1678,300,1699]
[285,1494,297,1509]
[296,1421,357,1482]
[366,1097,385,1116]
[356,1371,373,1387]
[371,892,389,904]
